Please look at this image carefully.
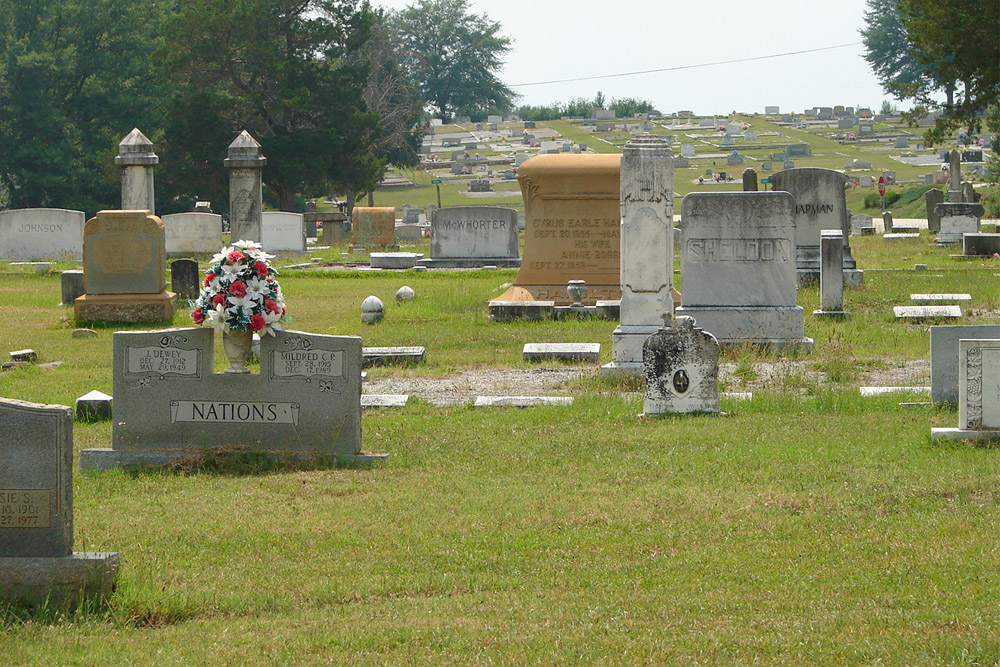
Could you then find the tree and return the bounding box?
[860,0,953,106]
[392,0,513,121]
[157,0,382,212]
[0,0,168,212]
[862,0,1000,145]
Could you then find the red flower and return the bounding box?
[249,314,266,332]
[192,307,204,325]
[212,293,226,308]
[227,251,244,264]
[228,280,247,297]
[264,299,280,315]
[254,261,269,278]
[204,273,216,287]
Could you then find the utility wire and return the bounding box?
[510,42,862,87]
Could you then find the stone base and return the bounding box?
[488,300,555,322]
[74,292,177,323]
[813,309,851,319]
[601,361,645,377]
[674,305,813,351]
[523,343,600,363]
[362,346,426,367]
[0,552,119,606]
[369,252,423,269]
[79,447,387,471]
[417,257,521,269]
[931,428,1000,443]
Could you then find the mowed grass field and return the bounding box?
[2,231,1000,664]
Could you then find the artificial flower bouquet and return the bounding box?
[191,240,286,335]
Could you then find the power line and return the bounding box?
[510,43,862,88]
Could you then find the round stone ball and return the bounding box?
[395,285,415,302]
[361,295,384,324]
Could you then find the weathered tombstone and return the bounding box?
[769,168,862,286]
[930,325,1000,403]
[962,233,1000,256]
[115,128,157,214]
[351,207,396,249]
[74,210,177,323]
[0,209,86,261]
[420,206,520,268]
[935,203,984,245]
[882,170,896,185]
[60,270,85,305]
[681,143,696,158]
[170,258,199,300]
[604,135,674,376]
[727,153,743,165]
[894,136,909,148]
[962,181,975,203]
[783,160,795,170]
[160,212,222,254]
[676,192,812,350]
[762,162,772,172]
[0,398,118,605]
[947,149,963,202]
[850,214,873,236]
[764,105,779,115]
[261,211,306,252]
[493,154,621,305]
[859,175,874,188]
[641,316,720,415]
[225,130,266,243]
[78,328,383,470]
[742,168,758,192]
[882,211,894,233]
[814,229,849,318]
[932,339,1000,442]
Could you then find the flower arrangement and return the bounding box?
[191,240,286,335]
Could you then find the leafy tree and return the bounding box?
[611,97,655,118]
[0,0,167,211]
[392,0,513,121]
[860,0,953,106]
[157,0,382,212]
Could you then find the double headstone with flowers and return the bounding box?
[79,241,385,471]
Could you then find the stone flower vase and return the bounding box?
[222,329,253,374]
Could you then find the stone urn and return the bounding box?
[567,280,587,306]
[222,329,253,373]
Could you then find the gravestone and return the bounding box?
[783,160,795,170]
[0,209,86,261]
[493,154,622,305]
[402,207,423,224]
[261,211,306,252]
[935,203,984,245]
[769,168,862,286]
[932,339,1000,442]
[930,325,1000,403]
[78,327,383,470]
[60,270,85,305]
[838,118,856,129]
[882,170,896,185]
[675,192,812,350]
[762,162,772,172]
[681,143,696,158]
[642,316,720,415]
[882,211,894,233]
[0,398,118,605]
[170,259,199,300]
[947,149,963,202]
[742,168,758,192]
[765,106,779,114]
[604,135,674,376]
[116,128,158,214]
[814,229,849,317]
[351,207,397,249]
[859,175,874,188]
[850,214,873,236]
[302,211,346,245]
[225,131,266,244]
[894,137,909,148]
[160,212,222,254]
[962,233,1000,257]
[74,210,177,323]
[727,153,743,165]
[963,182,975,204]
[420,206,520,268]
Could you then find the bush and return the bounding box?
[864,191,902,209]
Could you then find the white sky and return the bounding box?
[374,0,894,116]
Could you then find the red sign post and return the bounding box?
[878,176,886,210]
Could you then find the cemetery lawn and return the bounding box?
[3,250,1000,664]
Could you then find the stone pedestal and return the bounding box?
[604,134,674,376]
[225,131,266,244]
[74,292,177,323]
[814,228,849,318]
[115,128,158,215]
[642,316,720,416]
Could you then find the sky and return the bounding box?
[373,0,894,116]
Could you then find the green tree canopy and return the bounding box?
[156,0,383,212]
[392,0,513,121]
[0,0,167,212]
